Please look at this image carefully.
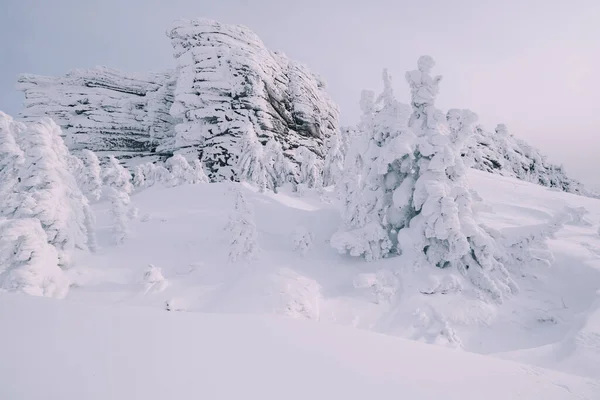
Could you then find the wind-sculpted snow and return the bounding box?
[18,67,176,162]
[18,19,339,182]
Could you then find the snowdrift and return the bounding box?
[1,293,598,400]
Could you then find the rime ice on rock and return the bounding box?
[18,67,176,162]
[166,19,339,183]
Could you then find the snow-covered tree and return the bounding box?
[191,159,210,183]
[165,154,204,186]
[335,92,372,206]
[264,139,292,192]
[7,118,91,266]
[331,70,415,261]
[296,146,322,191]
[132,162,173,188]
[0,112,25,216]
[395,55,517,302]
[292,226,313,256]
[353,269,398,304]
[323,131,344,187]
[332,57,517,302]
[225,187,259,262]
[103,156,135,244]
[237,127,268,191]
[0,218,69,298]
[132,164,146,188]
[141,264,168,294]
[76,149,103,202]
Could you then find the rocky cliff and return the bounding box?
[18,67,176,162]
[165,19,338,180]
[18,19,339,180]
[462,123,591,196]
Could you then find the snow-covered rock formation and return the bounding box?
[461,122,590,196]
[337,120,591,197]
[165,19,338,181]
[18,19,339,184]
[18,67,176,162]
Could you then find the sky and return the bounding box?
[1,0,599,186]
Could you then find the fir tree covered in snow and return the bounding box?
[264,139,292,192]
[0,217,69,298]
[166,154,208,186]
[323,131,344,187]
[396,56,517,302]
[133,161,173,188]
[331,70,415,261]
[296,146,322,191]
[191,160,210,184]
[226,187,259,262]
[76,149,103,202]
[333,56,517,302]
[237,127,268,192]
[0,112,25,215]
[103,156,135,244]
[6,118,92,266]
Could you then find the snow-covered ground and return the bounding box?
[46,168,600,385]
[1,292,598,400]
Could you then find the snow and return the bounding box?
[1,292,598,400]
[37,168,598,385]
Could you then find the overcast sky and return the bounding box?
[1,0,599,185]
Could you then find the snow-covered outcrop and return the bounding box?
[18,19,339,183]
[18,67,176,162]
[165,19,338,181]
[338,120,591,197]
[461,122,590,196]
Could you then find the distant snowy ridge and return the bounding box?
[464,123,592,196]
[18,19,339,184]
[340,118,591,197]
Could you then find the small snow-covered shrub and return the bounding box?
[226,187,259,262]
[275,267,322,320]
[354,269,399,304]
[292,226,313,256]
[133,161,173,188]
[141,264,168,294]
[411,307,462,347]
[165,154,209,186]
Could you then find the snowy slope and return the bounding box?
[63,168,600,382]
[1,292,598,400]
